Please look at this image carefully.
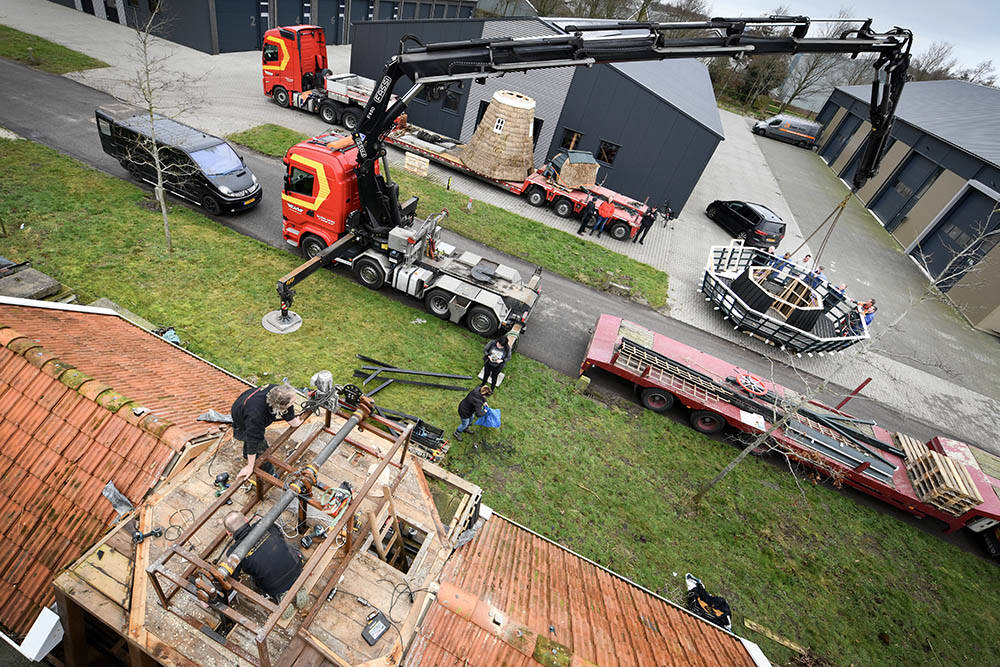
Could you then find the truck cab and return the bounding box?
[262,25,328,106]
[281,133,362,256]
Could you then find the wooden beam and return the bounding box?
[54,588,88,667]
[368,511,388,561]
[128,505,153,649]
[743,619,808,655]
[412,460,451,546]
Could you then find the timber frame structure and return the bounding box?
[53,391,481,666]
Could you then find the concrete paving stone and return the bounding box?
[2,0,997,450]
[0,268,61,299]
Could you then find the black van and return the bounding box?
[96,104,261,215]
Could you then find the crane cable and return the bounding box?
[789,192,852,267]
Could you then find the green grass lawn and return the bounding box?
[226,124,669,308]
[0,25,108,74]
[2,136,999,665]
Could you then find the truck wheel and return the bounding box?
[526,187,546,207]
[424,289,452,319]
[300,235,326,259]
[639,387,674,413]
[553,198,574,218]
[272,86,289,108]
[689,410,726,434]
[608,222,630,241]
[466,306,499,337]
[341,109,361,132]
[319,102,340,125]
[353,257,385,290]
[201,194,222,216]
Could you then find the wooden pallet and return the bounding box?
[906,450,983,516]
[894,432,928,462]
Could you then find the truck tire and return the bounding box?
[341,108,361,131]
[300,234,326,259]
[466,306,500,337]
[424,289,452,319]
[526,187,546,207]
[319,101,340,125]
[608,222,630,241]
[639,387,674,413]
[553,198,574,218]
[272,86,289,108]
[689,410,726,435]
[353,257,385,290]
[200,193,222,216]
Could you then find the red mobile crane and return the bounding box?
[267,17,911,337]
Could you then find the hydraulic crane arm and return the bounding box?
[352,16,911,233]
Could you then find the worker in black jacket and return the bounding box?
[232,384,303,480]
[633,207,657,245]
[482,336,512,391]
[576,196,597,235]
[224,512,302,601]
[453,385,492,441]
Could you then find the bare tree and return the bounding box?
[956,59,997,87]
[841,53,878,87]
[910,41,959,81]
[693,205,999,504]
[776,8,856,112]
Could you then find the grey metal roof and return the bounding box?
[544,17,725,139]
[838,80,1000,168]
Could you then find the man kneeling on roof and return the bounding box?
[224,511,303,601]
[232,384,303,480]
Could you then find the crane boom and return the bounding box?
[349,16,911,234]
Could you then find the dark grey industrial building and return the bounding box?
[45,0,476,53]
[815,80,1000,334]
[350,17,724,214]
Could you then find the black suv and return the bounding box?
[96,104,261,215]
[705,200,786,247]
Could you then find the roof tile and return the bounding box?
[6,337,40,357]
[0,327,26,348]
[77,379,113,403]
[39,358,76,381]
[96,390,133,414]
[58,368,93,391]
[22,346,59,371]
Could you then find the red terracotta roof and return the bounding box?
[406,515,760,666]
[0,304,247,436]
[0,301,249,641]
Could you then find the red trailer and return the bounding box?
[580,314,1000,547]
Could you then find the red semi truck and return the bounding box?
[581,313,1000,555]
[260,25,649,241]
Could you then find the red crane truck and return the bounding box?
[581,313,1000,556]
[261,25,649,241]
[267,17,912,347]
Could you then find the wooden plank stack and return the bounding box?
[905,448,984,516]
[894,431,928,462]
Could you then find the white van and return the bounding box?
[752,115,821,149]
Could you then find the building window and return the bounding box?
[288,167,315,197]
[597,140,620,165]
[443,90,461,113]
[413,87,428,104]
[560,128,582,150]
[493,117,505,134]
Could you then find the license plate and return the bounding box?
[244,198,256,205]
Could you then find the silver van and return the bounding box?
[752,115,821,149]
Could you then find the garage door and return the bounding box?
[870,152,940,231]
[820,114,861,164]
[912,187,1000,289]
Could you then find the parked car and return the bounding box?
[705,200,786,247]
[752,114,821,148]
[95,104,261,215]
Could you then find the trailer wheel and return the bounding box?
[608,222,630,241]
[200,194,222,216]
[272,86,289,108]
[639,387,674,413]
[353,257,385,290]
[526,187,546,207]
[553,198,574,218]
[689,410,726,435]
[424,289,452,319]
[300,235,326,259]
[341,109,361,131]
[319,101,340,125]
[466,306,500,337]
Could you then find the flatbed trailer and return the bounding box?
[385,124,648,241]
[581,314,1000,545]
